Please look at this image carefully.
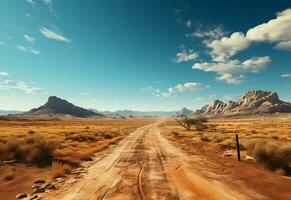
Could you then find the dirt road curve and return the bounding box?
[43,122,267,200]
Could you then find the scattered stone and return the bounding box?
[16,193,27,199]
[33,188,45,194]
[243,155,255,161]
[29,195,38,200]
[44,183,56,190]
[34,180,45,184]
[223,150,235,157]
[55,177,65,182]
[32,185,40,189]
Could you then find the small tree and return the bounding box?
[175,116,209,139]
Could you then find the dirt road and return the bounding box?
[43,122,267,200]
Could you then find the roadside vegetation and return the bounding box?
[161,115,291,175]
[0,117,154,175]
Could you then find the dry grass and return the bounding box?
[0,135,56,165]
[0,117,154,165]
[246,140,291,174]
[160,115,291,174]
[51,161,72,178]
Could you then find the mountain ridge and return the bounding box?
[193,90,291,117]
[25,96,102,118]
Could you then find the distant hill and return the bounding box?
[25,96,102,118]
[0,110,23,116]
[89,109,175,117]
[193,90,291,117]
[176,107,192,117]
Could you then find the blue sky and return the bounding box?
[0,0,291,111]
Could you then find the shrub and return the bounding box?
[0,136,57,165]
[67,133,98,142]
[78,149,93,161]
[51,161,72,178]
[247,140,291,175]
[212,134,225,143]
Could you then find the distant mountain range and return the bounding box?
[24,96,102,118]
[89,109,176,117]
[193,90,291,117]
[0,110,23,116]
[176,107,193,117]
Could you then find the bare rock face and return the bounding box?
[26,96,102,118]
[194,90,291,116]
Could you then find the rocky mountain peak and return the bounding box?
[26,96,102,118]
[193,90,291,116]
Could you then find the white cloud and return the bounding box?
[175,49,198,63]
[193,56,271,84]
[186,25,227,40]
[185,20,192,28]
[39,27,71,43]
[281,73,291,77]
[246,9,291,42]
[0,72,10,76]
[206,32,250,62]
[155,82,206,97]
[246,8,291,51]
[15,45,41,55]
[42,0,53,12]
[216,74,244,84]
[0,80,46,94]
[0,41,4,45]
[23,34,34,43]
[81,92,91,95]
[275,40,291,51]
[26,0,36,6]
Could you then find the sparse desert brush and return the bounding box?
[51,161,72,178]
[53,148,74,158]
[247,140,291,174]
[27,130,36,134]
[212,134,225,143]
[0,135,57,165]
[67,133,98,142]
[78,149,93,161]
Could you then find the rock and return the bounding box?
[33,188,45,194]
[44,183,56,190]
[31,185,40,189]
[16,193,27,199]
[55,177,65,182]
[223,150,235,157]
[29,195,38,200]
[243,155,255,161]
[34,179,45,184]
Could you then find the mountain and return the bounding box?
[0,110,23,116]
[89,109,175,117]
[193,90,291,117]
[176,107,193,116]
[26,96,102,118]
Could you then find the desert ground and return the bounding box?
[0,115,291,200]
[0,116,155,200]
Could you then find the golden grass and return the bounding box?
[0,117,154,165]
[160,115,291,174]
[51,161,72,179]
